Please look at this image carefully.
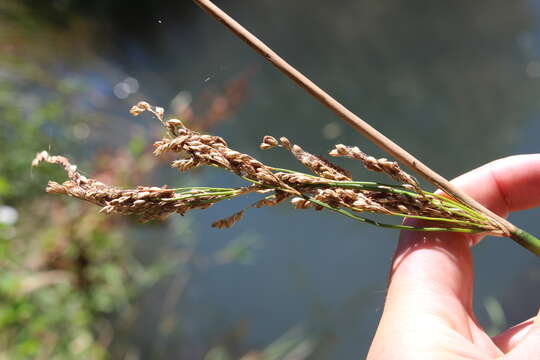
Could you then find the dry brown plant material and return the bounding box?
[275,137,351,181]
[212,209,245,229]
[33,102,498,234]
[329,144,423,194]
[32,151,258,223]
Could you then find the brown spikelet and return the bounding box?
[130,101,165,123]
[129,101,152,116]
[172,158,200,172]
[329,145,423,194]
[153,127,299,194]
[252,190,290,208]
[267,137,351,181]
[279,137,292,150]
[32,152,235,222]
[260,135,279,150]
[290,144,351,181]
[291,197,312,209]
[274,172,331,185]
[212,209,245,229]
[32,151,85,185]
[165,119,186,136]
[131,102,298,193]
[45,181,69,195]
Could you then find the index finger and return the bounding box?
[391,154,540,305]
[368,154,540,358]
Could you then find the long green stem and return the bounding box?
[428,192,488,221]
[170,186,237,192]
[322,181,487,223]
[510,229,540,257]
[356,208,491,229]
[165,170,496,234]
[266,169,481,221]
[306,197,484,233]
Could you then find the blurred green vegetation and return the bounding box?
[0,76,180,357]
[0,81,82,204]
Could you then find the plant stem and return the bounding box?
[166,190,239,202]
[318,181,486,223]
[306,197,485,234]
[235,174,492,231]
[510,229,540,257]
[170,186,237,192]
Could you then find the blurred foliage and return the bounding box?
[204,327,315,360]
[0,202,178,359]
[215,233,262,266]
[0,80,86,205]
[0,0,101,205]
[0,95,182,358]
[483,296,507,337]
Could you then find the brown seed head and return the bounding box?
[212,210,245,229]
[260,135,279,150]
[329,144,423,195]
[129,101,152,116]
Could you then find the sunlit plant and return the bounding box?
[34,102,511,238]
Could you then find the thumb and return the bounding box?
[505,311,540,359]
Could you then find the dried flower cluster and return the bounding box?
[32,150,258,222]
[329,145,423,194]
[33,102,499,234]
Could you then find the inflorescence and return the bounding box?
[32,102,500,234]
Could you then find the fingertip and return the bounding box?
[492,318,535,353]
[390,229,473,299]
[452,154,540,215]
[500,309,540,358]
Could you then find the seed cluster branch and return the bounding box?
[33,102,501,235]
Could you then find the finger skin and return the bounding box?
[367,155,540,360]
[504,313,540,359]
[492,317,535,353]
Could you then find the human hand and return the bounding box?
[367,155,540,360]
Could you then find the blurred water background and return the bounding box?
[1,0,540,358]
